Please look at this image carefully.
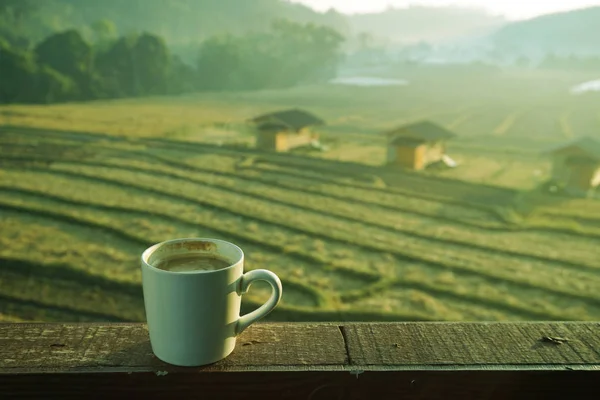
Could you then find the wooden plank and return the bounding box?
[343,322,600,369]
[1,322,600,399]
[0,322,347,373]
[2,322,600,373]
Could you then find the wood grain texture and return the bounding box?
[343,322,600,369]
[0,322,347,373]
[1,322,600,400]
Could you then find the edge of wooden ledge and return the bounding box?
[3,321,599,326]
[2,321,600,375]
[2,364,600,376]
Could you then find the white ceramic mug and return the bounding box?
[141,238,283,366]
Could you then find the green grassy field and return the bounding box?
[1,69,599,323]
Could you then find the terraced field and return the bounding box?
[1,114,599,323]
[2,71,600,323]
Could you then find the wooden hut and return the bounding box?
[385,121,456,170]
[250,109,325,152]
[545,136,600,196]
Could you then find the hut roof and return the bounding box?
[387,120,456,143]
[544,136,600,161]
[250,109,325,131]
[256,122,288,132]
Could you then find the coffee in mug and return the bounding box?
[154,253,231,272]
[141,238,282,367]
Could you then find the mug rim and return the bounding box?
[141,237,244,275]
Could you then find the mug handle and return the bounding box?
[235,269,282,335]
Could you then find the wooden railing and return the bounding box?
[1,322,599,399]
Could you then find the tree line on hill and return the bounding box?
[0,0,349,49]
[537,54,600,71]
[0,19,344,105]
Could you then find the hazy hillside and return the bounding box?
[492,6,600,56]
[1,0,349,46]
[348,6,506,45]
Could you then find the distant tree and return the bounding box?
[131,33,170,95]
[196,20,344,92]
[537,53,600,71]
[92,19,118,40]
[95,34,139,97]
[196,35,244,91]
[91,19,118,51]
[95,32,171,97]
[0,0,37,22]
[540,53,560,69]
[357,31,374,51]
[0,0,38,48]
[34,29,93,98]
[270,19,345,84]
[0,40,76,104]
[0,41,37,103]
[34,65,78,103]
[167,55,198,94]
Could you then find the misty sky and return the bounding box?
[290,0,600,19]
